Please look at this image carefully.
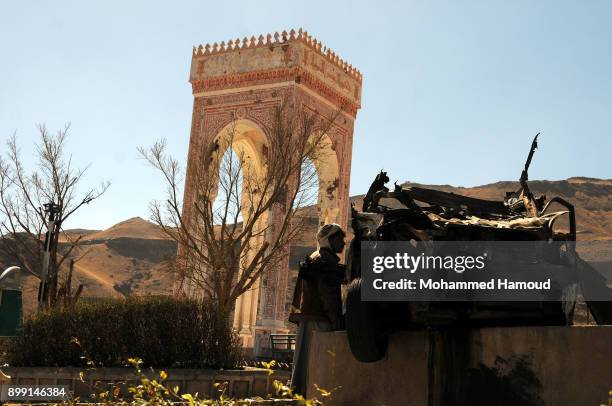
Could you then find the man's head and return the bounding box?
[316,223,346,254]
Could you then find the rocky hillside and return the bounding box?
[6,217,177,315]
[4,177,611,315]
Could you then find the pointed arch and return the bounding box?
[309,133,340,226]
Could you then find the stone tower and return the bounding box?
[179,29,362,351]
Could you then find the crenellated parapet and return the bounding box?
[192,29,362,81]
[190,29,363,116]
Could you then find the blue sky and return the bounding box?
[1,1,610,230]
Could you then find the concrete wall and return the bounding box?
[307,326,612,406]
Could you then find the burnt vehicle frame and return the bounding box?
[345,134,612,362]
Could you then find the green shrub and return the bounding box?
[6,296,241,369]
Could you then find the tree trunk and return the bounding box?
[216,299,237,329]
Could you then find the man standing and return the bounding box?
[289,223,347,395]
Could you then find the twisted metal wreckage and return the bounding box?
[345,134,612,363]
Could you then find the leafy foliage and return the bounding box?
[45,356,324,405]
[6,296,241,369]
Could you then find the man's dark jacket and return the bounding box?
[290,247,345,330]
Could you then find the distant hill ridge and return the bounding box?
[350,177,611,240]
[567,177,612,185]
[83,217,171,241]
[397,178,612,211]
[5,177,610,315]
[77,177,611,241]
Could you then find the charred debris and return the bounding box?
[345,134,612,363]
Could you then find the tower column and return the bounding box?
[180,29,363,353]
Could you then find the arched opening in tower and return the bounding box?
[310,133,340,226]
[294,156,320,212]
[212,147,244,225]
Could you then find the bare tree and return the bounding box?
[0,124,109,308]
[140,100,338,321]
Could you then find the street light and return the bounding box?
[38,202,60,309]
[0,266,20,286]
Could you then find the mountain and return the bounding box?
[5,217,177,315]
[4,178,611,316]
[83,217,170,241]
[350,176,612,241]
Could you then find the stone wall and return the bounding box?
[306,326,612,406]
[1,367,290,400]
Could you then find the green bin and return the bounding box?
[0,289,22,336]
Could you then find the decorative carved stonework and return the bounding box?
[190,29,362,117]
[181,29,362,352]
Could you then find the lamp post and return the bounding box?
[37,202,60,310]
[0,266,20,286]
